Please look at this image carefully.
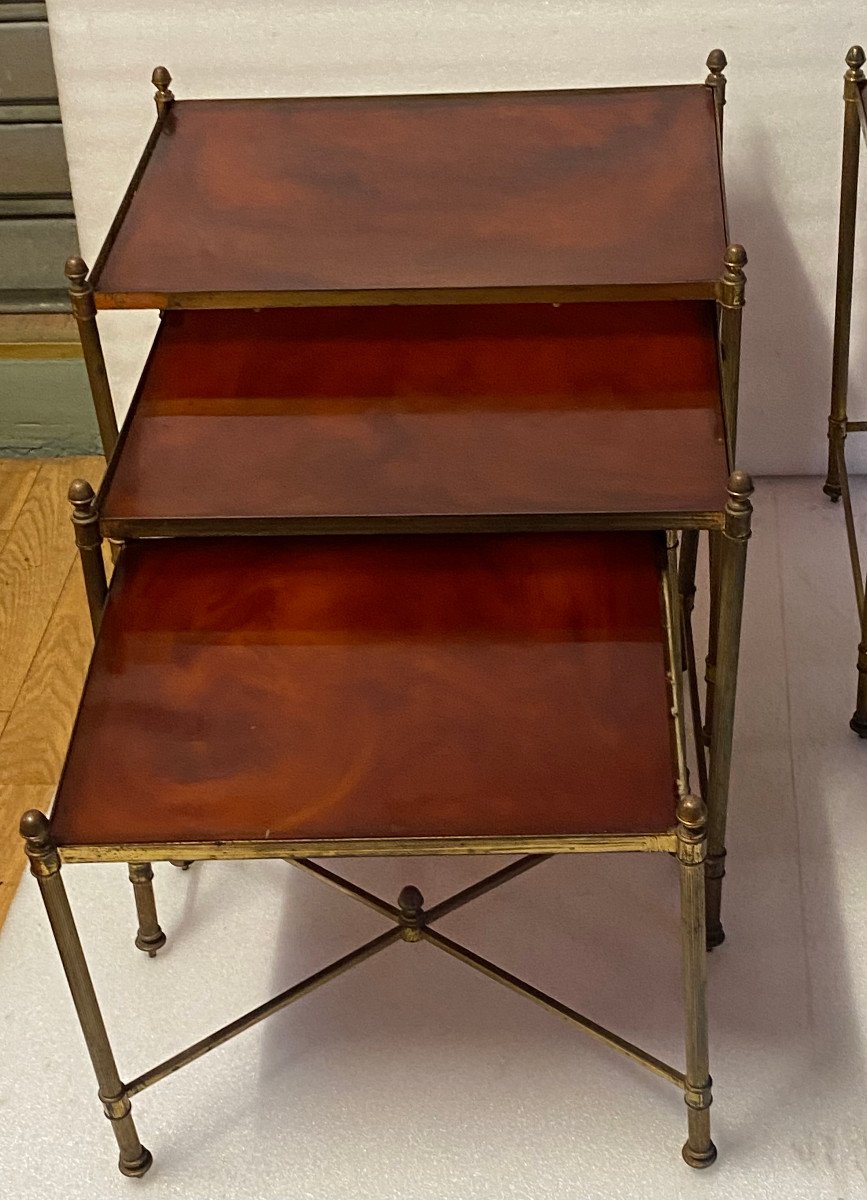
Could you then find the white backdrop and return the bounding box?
[45,0,867,474]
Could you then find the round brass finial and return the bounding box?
[20,809,50,843]
[846,45,866,71]
[152,65,172,91]
[64,255,88,285]
[727,469,754,498]
[706,49,727,76]
[398,885,424,915]
[676,793,706,830]
[724,243,747,270]
[68,478,95,505]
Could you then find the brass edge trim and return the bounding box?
[58,832,678,863]
[98,511,727,539]
[93,281,720,310]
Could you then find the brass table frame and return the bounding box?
[823,45,867,734]
[61,53,750,949]
[21,508,754,1174]
[22,50,755,1178]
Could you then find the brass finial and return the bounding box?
[676,793,706,830]
[705,48,727,82]
[846,45,866,78]
[398,885,424,942]
[152,66,174,114]
[69,479,99,540]
[68,477,96,510]
[719,244,747,308]
[64,255,89,290]
[727,469,754,501]
[20,809,51,845]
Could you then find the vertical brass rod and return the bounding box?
[20,811,152,1177]
[125,926,402,1097]
[837,436,865,611]
[128,863,167,956]
[676,795,716,1168]
[825,47,866,501]
[705,473,754,948]
[662,533,692,800]
[717,245,747,467]
[678,530,708,797]
[65,257,117,459]
[703,530,721,750]
[68,478,107,637]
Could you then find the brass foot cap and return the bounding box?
[135,930,167,956]
[119,1147,153,1177]
[682,1140,717,1169]
[849,713,867,738]
[706,923,725,951]
[822,483,841,503]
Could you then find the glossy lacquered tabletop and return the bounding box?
[100,300,728,533]
[51,534,678,848]
[92,86,726,302]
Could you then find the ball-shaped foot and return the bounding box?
[682,1140,717,1169]
[135,929,167,956]
[849,712,867,737]
[822,482,842,503]
[706,922,725,951]
[119,1146,153,1177]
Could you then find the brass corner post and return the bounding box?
[128,863,167,956]
[825,46,865,502]
[20,811,153,1177]
[69,478,107,637]
[717,243,747,467]
[152,66,174,115]
[705,48,727,142]
[678,528,709,799]
[675,794,716,1168]
[705,471,754,949]
[64,257,118,459]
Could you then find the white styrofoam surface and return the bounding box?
[1,476,867,1197]
[43,1,867,475]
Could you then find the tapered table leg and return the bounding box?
[128,863,167,956]
[20,811,152,1177]
[676,794,716,1168]
[705,472,753,948]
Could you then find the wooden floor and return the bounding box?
[0,455,103,932]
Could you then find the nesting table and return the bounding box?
[22,52,752,1178]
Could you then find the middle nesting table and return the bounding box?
[98,300,728,538]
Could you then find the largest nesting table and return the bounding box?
[22,53,753,1179]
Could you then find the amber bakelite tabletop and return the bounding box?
[91,86,726,305]
[99,300,728,535]
[51,533,678,850]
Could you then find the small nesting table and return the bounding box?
[22,51,752,1178]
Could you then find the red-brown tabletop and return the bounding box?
[50,533,678,851]
[91,86,726,306]
[99,300,729,536]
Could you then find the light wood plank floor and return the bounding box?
[0,455,103,932]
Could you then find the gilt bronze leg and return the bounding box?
[825,47,865,501]
[128,863,167,956]
[20,811,152,1177]
[679,529,708,798]
[676,794,716,1168]
[65,258,118,460]
[705,473,753,948]
[68,479,106,637]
